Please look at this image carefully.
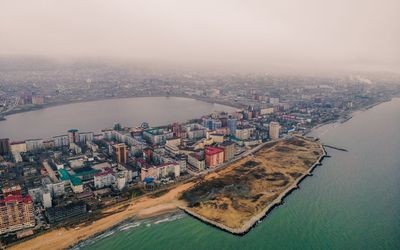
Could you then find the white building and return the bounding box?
[86,141,99,152]
[269,122,281,140]
[140,162,180,181]
[25,139,44,151]
[235,127,252,140]
[53,135,69,148]
[42,177,65,197]
[116,173,126,190]
[79,132,94,143]
[94,170,115,189]
[69,143,82,155]
[184,123,206,140]
[187,153,205,171]
[41,189,52,208]
[28,187,43,203]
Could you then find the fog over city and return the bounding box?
[1,0,399,73]
[2,1,400,249]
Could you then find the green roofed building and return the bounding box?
[58,169,84,193]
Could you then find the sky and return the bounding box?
[0,0,399,73]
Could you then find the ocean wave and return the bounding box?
[70,212,186,249]
[153,214,185,225]
[119,222,141,231]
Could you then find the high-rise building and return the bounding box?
[78,132,94,143]
[25,139,44,152]
[227,119,237,135]
[0,194,35,234]
[0,138,10,156]
[219,141,235,162]
[53,135,69,148]
[203,118,222,131]
[269,122,281,140]
[41,189,52,208]
[113,143,127,164]
[68,129,79,144]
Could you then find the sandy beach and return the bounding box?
[9,182,194,250]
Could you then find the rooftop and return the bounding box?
[205,146,224,156]
[0,194,32,204]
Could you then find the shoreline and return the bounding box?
[2,94,392,123]
[8,181,196,250]
[7,98,396,249]
[306,97,398,137]
[179,142,327,235]
[0,95,243,121]
[7,137,321,250]
[69,209,184,250]
[67,137,326,249]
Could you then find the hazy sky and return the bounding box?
[1,0,399,72]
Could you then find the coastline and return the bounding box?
[7,98,397,249]
[0,95,243,122]
[8,182,196,250]
[7,137,322,250]
[179,142,327,235]
[67,137,326,249]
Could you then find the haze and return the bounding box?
[1,0,399,73]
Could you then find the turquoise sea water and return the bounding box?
[78,98,400,250]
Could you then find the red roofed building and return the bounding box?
[0,194,35,234]
[205,146,224,168]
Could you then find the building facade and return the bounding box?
[68,129,79,144]
[269,122,281,140]
[0,195,35,234]
[113,143,127,164]
[25,139,44,152]
[219,141,235,162]
[205,146,224,168]
[0,138,10,156]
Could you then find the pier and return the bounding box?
[323,144,348,152]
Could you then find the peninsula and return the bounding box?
[179,135,325,234]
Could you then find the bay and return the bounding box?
[0,97,236,141]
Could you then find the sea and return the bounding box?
[74,98,400,250]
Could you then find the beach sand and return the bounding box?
[9,182,194,250]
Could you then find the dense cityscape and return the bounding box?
[0,60,399,246]
[1,0,400,248]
